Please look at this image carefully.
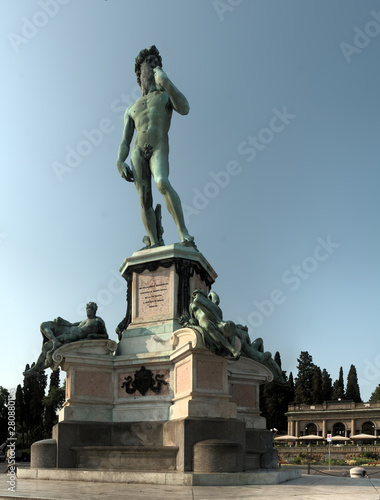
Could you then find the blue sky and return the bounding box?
[1,0,379,402]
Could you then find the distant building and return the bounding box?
[286,401,380,441]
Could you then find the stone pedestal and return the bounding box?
[30,244,281,480]
[169,328,237,420]
[116,244,217,357]
[112,360,172,422]
[228,357,273,429]
[56,339,117,423]
[111,245,218,423]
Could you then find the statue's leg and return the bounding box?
[58,326,82,343]
[205,323,240,359]
[265,358,287,385]
[23,342,53,377]
[40,322,62,350]
[131,150,159,246]
[151,153,194,243]
[251,337,264,352]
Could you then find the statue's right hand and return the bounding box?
[117,161,134,182]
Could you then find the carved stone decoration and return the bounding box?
[121,366,168,396]
[116,274,132,340]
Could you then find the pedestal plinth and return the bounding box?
[31,244,281,477]
[228,357,273,429]
[56,339,117,423]
[116,244,217,357]
[169,328,237,420]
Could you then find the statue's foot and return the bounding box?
[230,349,240,360]
[180,233,194,243]
[179,233,196,248]
[23,363,38,378]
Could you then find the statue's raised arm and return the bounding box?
[153,67,190,115]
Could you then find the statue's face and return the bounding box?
[86,304,96,318]
[140,54,159,82]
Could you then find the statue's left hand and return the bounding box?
[153,67,168,90]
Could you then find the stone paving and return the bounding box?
[1,465,380,500]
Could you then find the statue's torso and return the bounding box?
[79,317,103,335]
[130,91,172,151]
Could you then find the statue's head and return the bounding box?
[192,289,207,300]
[86,302,98,316]
[208,291,220,305]
[135,45,162,87]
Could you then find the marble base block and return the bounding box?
[228,357,273,429]
[56,339,117,423]
[117,245,217,357]
[169,328,237,420]
[32,244,280,476]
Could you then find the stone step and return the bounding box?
[18,467,302,486]
[71,445,179,471]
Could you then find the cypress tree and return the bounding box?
[331,367,345,400]
[311,366,323,404]
[294,351,315,404]
[23,368,47,446]
[345,364,361,402]
[370,384,380,402]
[43,369,65,436]
[0,387,9,445]
[260,352,291,432]
[321,369,333,402]
[15,384,26,449]
[274,352,282,369]
[288,372,295,403]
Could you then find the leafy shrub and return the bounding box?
[361,452,379,460]
[329,459,346,466]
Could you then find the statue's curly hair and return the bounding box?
[86,302,98,312]
[135,45,162,87]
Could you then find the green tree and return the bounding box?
[311,366,323,404]
[260,352,292,432]
[345,364,361,402]
[288,372,295,403]
[331,367,344,400]
[0,387,10,445]
[321,369,333,402]
[23,368,47,446]
[15,384,26,449]
[43,369,65,436]
[369,384,380,402]
[294,351,315,404]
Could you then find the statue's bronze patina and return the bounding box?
[24,302,108,377]
[116,46,193,248]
